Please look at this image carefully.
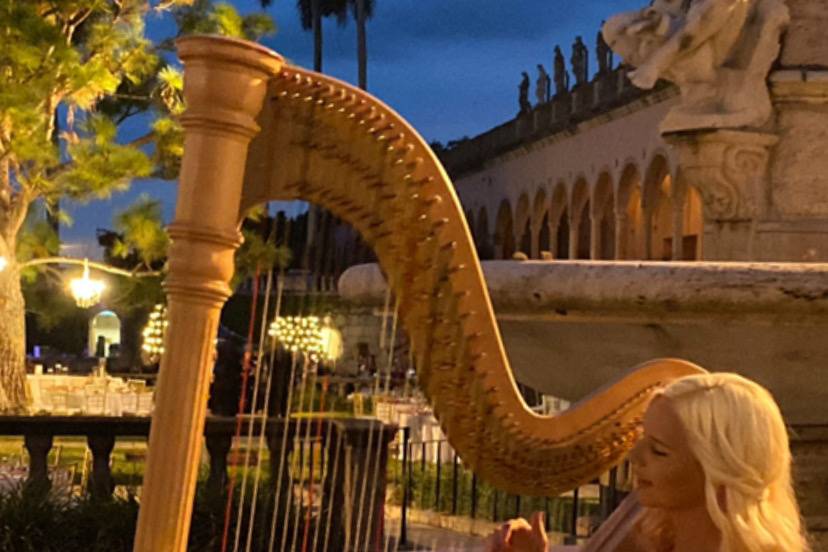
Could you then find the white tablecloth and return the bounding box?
[376,398,455,463]
[26,374,153,416]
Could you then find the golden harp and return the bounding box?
[133,35,704,551]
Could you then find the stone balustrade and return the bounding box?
[0,415,397,550]
[438,68,673,178]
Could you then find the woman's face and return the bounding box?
[630,396,707,510]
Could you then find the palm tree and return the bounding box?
[261,0,374,89]
[350,0,375,90]
[260,0,347,73]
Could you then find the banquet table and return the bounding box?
[26,374,154,416]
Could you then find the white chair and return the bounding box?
[137,392,154,415]
[85,392,105,415]
[50,392,69,415]
[121,392,139,415]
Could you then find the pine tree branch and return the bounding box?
[20,257,162,278]
[8,186,34,239]
[128,131,157,148]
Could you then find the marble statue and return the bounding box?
[535,64,550,105]
[602,0,790,133]
[553,46,569,96]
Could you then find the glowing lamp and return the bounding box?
[69,259,105,308]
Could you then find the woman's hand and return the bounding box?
[486,511,548,552]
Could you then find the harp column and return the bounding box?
[133,36,283,552]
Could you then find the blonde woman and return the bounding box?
[487,372,810,552]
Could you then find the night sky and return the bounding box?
[61,0,644,256]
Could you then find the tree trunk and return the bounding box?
[356,0,367,90]
[0,258,28,412]
[312,0,323,72]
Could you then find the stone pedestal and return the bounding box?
[664,130,777,261]
[766,69,828,262]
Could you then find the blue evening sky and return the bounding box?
[61,0,643,257]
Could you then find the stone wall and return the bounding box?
[792,425,828,551]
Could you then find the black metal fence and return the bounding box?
[390,427,630,546]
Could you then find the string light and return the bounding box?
[141,303,168,365]
[269,315,338,361]
[68,258,105,308]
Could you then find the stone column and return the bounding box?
[671,180,687,261]
[133,36,283,552]
[642,203,654,260]
[589,213,601,260]
[765,0,828,261]
[548,223,559,260]
[23,433,52,494]
[530,222,541,259]
[664,131,777,261]
[87,434,115,499]
[614,211,629,260]
[204,431,232,499]
[568,213,580,260]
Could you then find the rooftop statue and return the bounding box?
[535,64,551,105]
[518,71,531,114]
[553,45,569,96]
[602,0,790,133]
[596,23,613,74]
[570,36,589,87]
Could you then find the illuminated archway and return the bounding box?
[617,164,644,260]
[592,172,615,260]
[494,200,516,259]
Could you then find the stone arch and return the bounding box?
[514,193,531,257]
[643,155,672,260]
[616,163,645,260]
[531,188,549,258]
[88,310,121,357]
[549,182,569,259]
[591,171,615,260]
[571,177,591,259]
[494,199,516,259]
[476,206,493,260]
[681,185,704,260]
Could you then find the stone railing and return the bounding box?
[0,415,397,550]
[438,68,675,178]
[1,415,823,548]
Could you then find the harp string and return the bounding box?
[369,298,398,552]
[221,263,262,552]
[267,351,300,551]
[239,265,278,552]
[228,205,282,552]
[354,294,398,552]
[280,205,331,551]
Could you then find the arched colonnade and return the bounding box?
[465,154,704,262]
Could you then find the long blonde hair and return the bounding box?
[637,372,810,552]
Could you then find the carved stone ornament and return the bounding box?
[665,130,778,221]
[603,0,790,133]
